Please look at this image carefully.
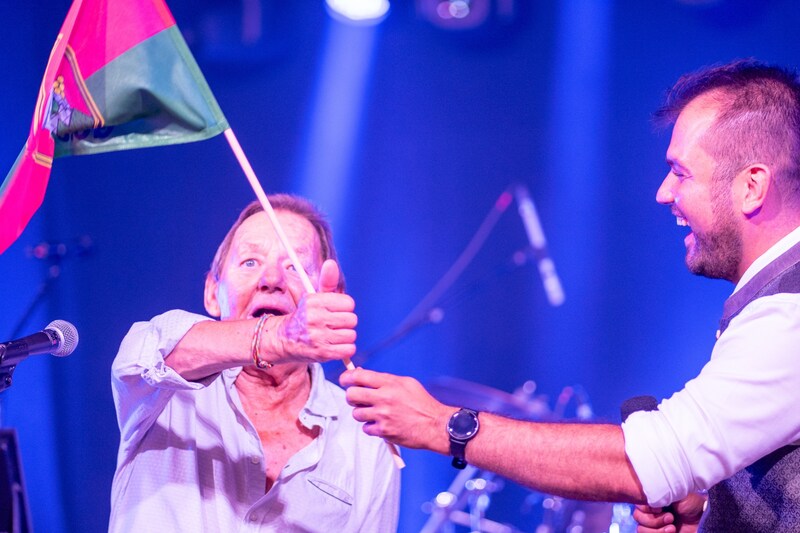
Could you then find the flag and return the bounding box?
[0,0,229,254]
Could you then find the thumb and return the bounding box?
[318,259,340,293]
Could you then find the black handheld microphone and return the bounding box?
[620,395,658,422]
[0,320,79,367]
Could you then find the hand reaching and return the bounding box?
[339,368,451,454]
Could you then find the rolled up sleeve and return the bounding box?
[111,309,214,449]
[623,294,800,507]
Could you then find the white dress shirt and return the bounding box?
[109,310,400,532]
[623,226,800,507]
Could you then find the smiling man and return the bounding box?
[109,195,399,532]
[339,60,800,532]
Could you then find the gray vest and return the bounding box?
[700,240,800,532]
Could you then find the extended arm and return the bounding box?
[340,368,647,504]
[168,259,356,381]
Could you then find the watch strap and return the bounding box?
[450,440,469,469]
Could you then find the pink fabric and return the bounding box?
[0,144,52,254]
[0,0,177,254]
[70,0,175,80]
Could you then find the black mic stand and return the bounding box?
[7,263,62,342]
[0,249,65,533]
[2,236,91,395]
[338,188,515,373]
[2,264,61,396]
[0,346,13,395]
[0,237,89,533]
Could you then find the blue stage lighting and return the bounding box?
[325,0,390,25]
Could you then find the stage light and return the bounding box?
[416,0,516,31]
[325,0,390,25]
[438,0,471,19]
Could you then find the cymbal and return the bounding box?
[427,376,550,420]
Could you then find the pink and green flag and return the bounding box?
[0,0,228,254]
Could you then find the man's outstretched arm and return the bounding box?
[340,367,648,504]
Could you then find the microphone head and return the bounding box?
[620,395,658,422]
[46,320,79,356]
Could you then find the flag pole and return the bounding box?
[223,129,318,293]
[223,128,405,469]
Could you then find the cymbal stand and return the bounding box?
[421,466,516,533]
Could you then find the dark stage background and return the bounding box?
[1,1,797,532]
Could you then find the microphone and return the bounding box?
[620,395,658,422]
[0,320,79,367]
[513,183,565,306]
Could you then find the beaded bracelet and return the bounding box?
[251,314,273,369]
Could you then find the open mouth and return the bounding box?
[676,215,689,227]
[251,307,286,319]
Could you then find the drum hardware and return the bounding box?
[427,377,550,421]
[421,465,519,533]
[535,496,587,533]
[422,378,619,533]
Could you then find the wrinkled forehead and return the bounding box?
[229,210,323,262]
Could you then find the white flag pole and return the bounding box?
[223,128,405,468]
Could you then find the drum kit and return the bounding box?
[420,377,638,533]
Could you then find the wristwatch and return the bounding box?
[447,408,480,469]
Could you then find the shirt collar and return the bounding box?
[733,224,800,294]
[302,363,339,419]
[223,363,339,419]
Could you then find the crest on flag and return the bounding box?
[0,0,229,254]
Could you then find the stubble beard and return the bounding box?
[685,174,743,282]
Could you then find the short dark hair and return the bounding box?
[209,194,345,291]
[655,59,800,198]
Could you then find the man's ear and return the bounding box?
[204,273,221,317]
[740,164,771,216]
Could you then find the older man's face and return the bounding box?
[205,210,323,320]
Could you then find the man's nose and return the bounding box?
[258,265,286,292]
[656,173,676,205]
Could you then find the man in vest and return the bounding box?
[339,59,800,532]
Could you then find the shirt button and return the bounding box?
[250,456,260,465]
[249,514,259,522]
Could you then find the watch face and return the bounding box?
[448,409,479,440]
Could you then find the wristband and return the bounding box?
[251,314,273,369]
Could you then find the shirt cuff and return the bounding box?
[117,309,216,391]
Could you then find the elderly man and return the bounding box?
[109,194,400,532]
[340,59,800,532]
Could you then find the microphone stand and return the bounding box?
[0,345,11,394]
[343,187,516,370]
[2,265,63,398]
[8,265,62,341]
[2,237,91,420]
[347,183,564,370]
[8,236,93,340]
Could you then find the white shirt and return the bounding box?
[109,310,400,532]
[623,226,800,507]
